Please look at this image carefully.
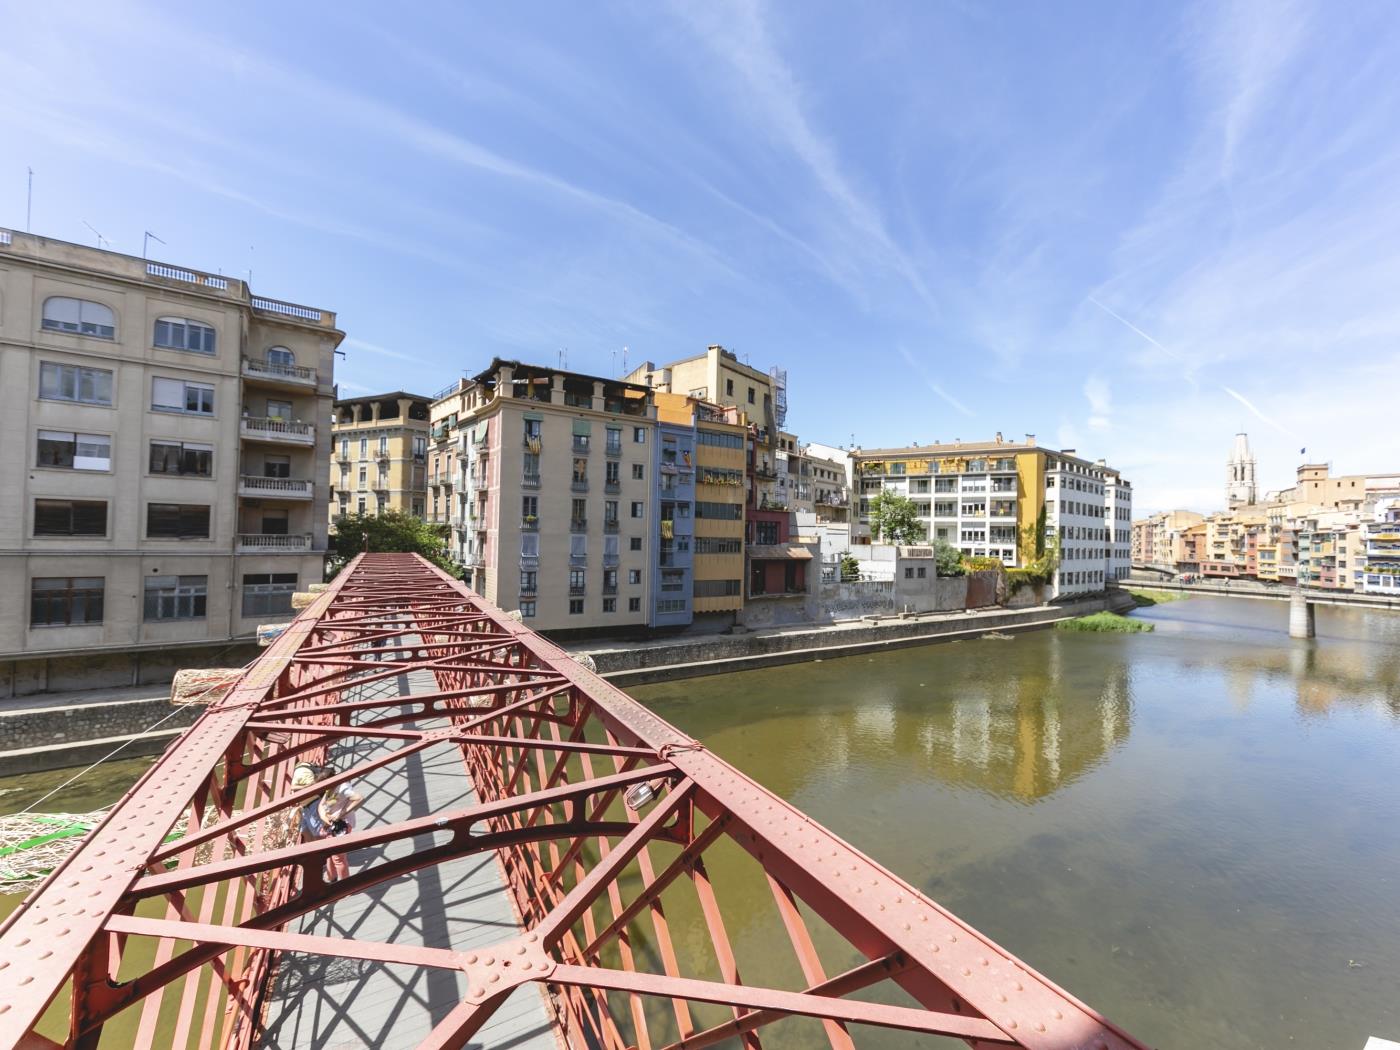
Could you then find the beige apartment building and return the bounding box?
[1131,509,1205,570]
[431,360,657,633]
[0,229,339,693]
[330,392,431,521]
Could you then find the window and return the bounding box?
[628,569,642,585]
[569,568,586,593]
[38,430,110,471]
[694,579,743,597]
[697,430,745,450]
[918,567,927,578]
[149,440,212,476]
[154,317,216,354]
[151,377,214,415]
[359,468,367,487]
[695,537,742,554]
[34,499,106,536]
[603,597,616,612]
[378,435,388,455]
[39,362,113,405]
[629,537,642,551]
[263,455,290,479]
[696,501,743,520]
[520,570,537,592]
[755,521,780,544]
[603,568,618,592]
[360,437,368,459]
[242,573,296,616]
[905,567,914,579]
[144,575,207,621]
[569,599,584,614]
[146,503,211,539]
[41,297,115,338]
[520,601,536,618]
[524,418,541,440]
[628,597,641,612]
[605,500,619,524]
[266,346,295,368]
[571,497,587,526]
[747,387,755,404]
[521,533,540,557]
[266,399,293,421]
[633,427,646,443]
[261,509,289,535]
[522,495,539,521]
[632,464,644,480]
[357,497,366,514]
[726,378,734,396]
[31,576,104,626]
[573,457,588,483]
[570,533,587,559]
[631,501,644,518]
[606,427,622,454]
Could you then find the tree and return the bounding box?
[933,540,965,577]
[867,491,927,545]
[839,551,861,581]
[328,510,457,577]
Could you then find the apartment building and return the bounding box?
[430,360,655,633]
[653,415,696,628]
[685,398,746,627]
[1361,498,1400,595]
[0,229,339,691]
[329,392,431,521]
[1131,510,1205,571]
[853,435,1132,598]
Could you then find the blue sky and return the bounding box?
[4,0,1398,514]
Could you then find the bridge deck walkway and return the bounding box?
[257,662,558,1050]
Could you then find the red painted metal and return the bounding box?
[0,553,1153,1049]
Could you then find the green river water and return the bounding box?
[4,594,1398,1048]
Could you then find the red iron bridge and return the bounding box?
[0,554,1150,1050]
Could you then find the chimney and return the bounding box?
[1025,433,1035,446]
[1061,448,1077,456]
[995,431,1003,444]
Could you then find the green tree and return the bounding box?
[329,510,457,576]
[868,491,927,544]
[933,540,965,577]
[839,551,861,581]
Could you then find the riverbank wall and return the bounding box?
[0,591,1135,774]
[581,590,1135,688]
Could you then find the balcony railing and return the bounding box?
[522,473,541,489]
[570,518,588,532]
[604,519,619,533]
[604,481,621,494]
[571,479,589,493]
[569,585,586,596]
[603,584,618,595]
[238,476,314,500]
[241,417,315,445]
[521,518,539,531]
[572,437,591,453]
[605,441,622,458]
[236,533,313,552]
[242,356,317,386]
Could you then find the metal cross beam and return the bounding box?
[0,553,1152,1050]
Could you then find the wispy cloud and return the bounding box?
[897,346,974,417]
[342,338,418,363]
[1222,386,1297,438]
[1084,375,1112,430]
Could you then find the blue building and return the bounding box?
[651,420,695,627]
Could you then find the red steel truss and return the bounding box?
[0,553,1151,1050]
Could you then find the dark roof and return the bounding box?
[333,390,432,407]
[471,357,651,394]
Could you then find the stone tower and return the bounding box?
[1226,432,1257,508]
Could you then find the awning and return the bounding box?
[746,545,813,561]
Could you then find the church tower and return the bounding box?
[1226,432,1257,508]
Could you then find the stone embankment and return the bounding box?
[577,591,1134,687]
[0,592,1135,774]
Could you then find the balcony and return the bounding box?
[569,585,586,596]
[570,518,588,533]
[571,478,589,493]
[521,517,539,531]
[241,417,315,446]
[242,356,317,388]
[605,441,622,458]
[522,473,541,489]
[603,584,618,596]
[572,437,591,454]
[237,533,313,553]
[604,519,620,533]
[604,480,621,495]
[238,476,314,500]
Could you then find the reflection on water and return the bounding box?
[634,596,1400,1049]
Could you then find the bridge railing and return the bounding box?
[0,554,1150,1050]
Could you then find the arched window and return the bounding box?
[42,297,115,339]
[154,316,216,354]
[266,346,295,368]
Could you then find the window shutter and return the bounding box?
[572,419,591,436]
[152,378,184,410]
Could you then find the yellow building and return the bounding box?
[329,392,431,521]
[853,436,1132,598]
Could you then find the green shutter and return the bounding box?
[572,419,592,436]
[523,411,544,422]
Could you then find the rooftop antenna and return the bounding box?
[81,221,109,250]
[26,167,33,232]
[610,349,617,375]
[247,245,255,285]
[622,345,629,376]
[143,231,165,259]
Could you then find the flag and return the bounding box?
[1299,447,1306,455]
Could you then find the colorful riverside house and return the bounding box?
[852,435,1132,599]
[651,400,696,628]
[329,392,432,522]
[685,397,747,629]
[429,359,656,635]
[1362,497,1400,595]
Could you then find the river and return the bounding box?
[4,595,1398,1048]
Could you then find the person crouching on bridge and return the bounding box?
[293,763,365,883]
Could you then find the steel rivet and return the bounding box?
[962,967,972,976]
[1035,1022,1046,1032]
[1006,1020,1018,1030]
[948,934,957,942]
[1052,1010,1063,1020]
[466,954,477,964]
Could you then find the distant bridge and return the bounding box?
[1124,575,1400,613]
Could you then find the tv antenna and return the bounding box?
[143,231,165,259]
[82,221,109,250]
[26,167,33,232]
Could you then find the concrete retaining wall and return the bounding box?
[589,591,1135,687]
[0,641,261,698]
